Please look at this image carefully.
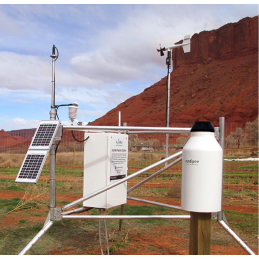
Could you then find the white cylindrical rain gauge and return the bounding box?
[181,121,223,213]
[69,105,78,123]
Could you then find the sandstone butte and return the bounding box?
[89,16,258,129]
[1,16,258,149]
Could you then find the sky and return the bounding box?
[0,3,258,131]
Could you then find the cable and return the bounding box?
[55,127,63,160]
[55,107,60,120]
[55,139,62,154]
[98,209,104,255]
[98,209,109,255]
[71,131,89,143]
[103,209,109,255]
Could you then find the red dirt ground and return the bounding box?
[1,189,258,255]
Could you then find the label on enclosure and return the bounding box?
[110,136,128,181]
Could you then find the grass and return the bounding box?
[224,210,258,235]
[0,198,41,214]
[0,150,258,255]
[0,204,189,255]
[223,189,258,199]
[0,198,257,255]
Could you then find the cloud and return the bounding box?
[11,99,32,103]
[0,4,258,131]
[56,85,135,110]
[78,109,107,117]
[69,4,244,87]
[0,117,39,131]
[0,52,50,90]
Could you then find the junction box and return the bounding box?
[83,132,128,209]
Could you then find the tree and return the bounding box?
[245,118,258,146]
[128,134,139,151]
[225,127,247,148]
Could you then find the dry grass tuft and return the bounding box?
[0,153,25,168]
[166,180,182,199]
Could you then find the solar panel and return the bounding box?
[29,121,60,150]
[15,120,61,183]
[15,151,48,183]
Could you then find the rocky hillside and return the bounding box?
[0,129,30,152]
[89,16,258,128]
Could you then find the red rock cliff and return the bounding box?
[173,16,258,69]
[84,16,259,128]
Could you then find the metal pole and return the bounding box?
[118,111,121,127]
[127,196,183,211]
[118,121,127,230]
[50,45,57,121]
[63,125,191,133]
[127,156,182,193]
[217,118,255,255]
[128,131,188,134]
[219,220,255,255]
[19,220,54,255]
[61,207,91,215]
[63,215,190,220]
[62,151,182,211]
[165,50,172,166]
[218,117,225,221]
[219,117,225,152]
[49,45,58,220]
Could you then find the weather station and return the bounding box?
[15,42,255,256]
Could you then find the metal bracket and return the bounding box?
[55,125,63,141]
[212,212,218,220]
[217,210,228,224]
[214,127,220,140]
[212,210,228,224]
[54,208,62,221]
[50,207,62,221]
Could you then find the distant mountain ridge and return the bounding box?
[7,128,36,141]
[0,129,30,151]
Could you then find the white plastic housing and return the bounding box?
[69,105,77,122]
[83,132,128,209]
[181,132,223,212]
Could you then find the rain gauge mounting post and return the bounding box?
[157,35,191,164]
[181,121,223,255]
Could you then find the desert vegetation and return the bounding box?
[0,120,258,255]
